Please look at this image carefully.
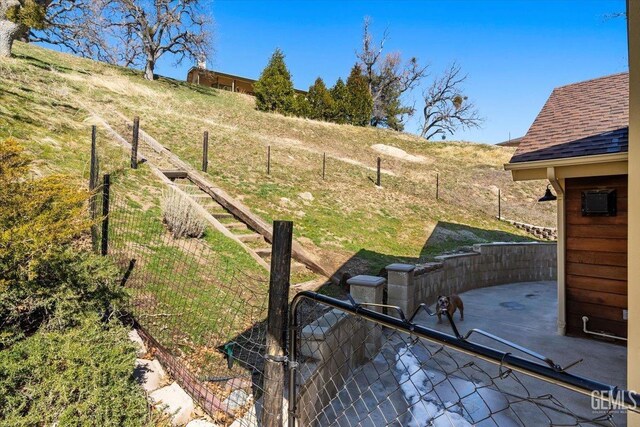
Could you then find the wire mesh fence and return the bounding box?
[93,177,272,426]
[289,293,635,427]
[90,171,635,427]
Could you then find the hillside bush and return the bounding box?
[162,187,206,238]
[0,316,149,426]
[0,139,125,346]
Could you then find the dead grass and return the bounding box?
[0,42,556,275]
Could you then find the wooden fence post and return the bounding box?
[101,174,111,256]
[262,220,293,427]
[267,145,271,175]
[376,157,381,186]
[131,117,140,169]
[202,131,209,172]
[322,152,326,180]
[436,173,439,200]
[90,125,99,191]
[90,126,99,251]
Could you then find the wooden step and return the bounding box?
[291,261,308,273]
[212,212,233,220]
[254,248,271,257]
[225,222,248,230]
[237,234,265,243]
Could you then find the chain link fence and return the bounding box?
[289,293,636,427]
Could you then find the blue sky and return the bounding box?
[156,0,628,144]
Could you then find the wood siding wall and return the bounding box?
[565,175,628,339]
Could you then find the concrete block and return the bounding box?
[186,420,221,427]
[128,329,147,357]
[134,358,167,393]
[222,389,252,411]
[150,382,196,426]
[348,275,385,308]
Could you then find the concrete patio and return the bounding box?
[316,281,628,426]
[417,281,627,389]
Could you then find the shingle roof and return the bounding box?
[509,72,628,163]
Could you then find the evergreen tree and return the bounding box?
[307,77,334,121]
[253,48,295,114]
[292,94,311,118]
[345,64,373,126]
[330,78,349,124]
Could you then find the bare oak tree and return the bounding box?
[357,17,428,131]
[420,63,482,140]
[101,0,213,80]
[24,0,212,80]
[29,1,125,64]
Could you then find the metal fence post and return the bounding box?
[376,157,381,186]
[436,172,440,200]
[498,189,501,219]
[131,116,139,169]
[101,174,111,256]
[202,130,209,172]
[262,220,293,427]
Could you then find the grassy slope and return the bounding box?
[0,43,556,275]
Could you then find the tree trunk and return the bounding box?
[0,19,19,57]
[144,59,155,80]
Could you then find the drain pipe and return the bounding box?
[547,167,566,335]
[582,316,627,342]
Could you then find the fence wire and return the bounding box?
[290,295,629,427]
[94,180,271,426]
[90,174,629,427]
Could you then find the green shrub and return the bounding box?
[0,139,125,346]
[0,248,126,346]
[0,316,149,426]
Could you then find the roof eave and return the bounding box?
[504,151,628,171]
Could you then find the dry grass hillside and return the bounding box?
[0,42,555,276]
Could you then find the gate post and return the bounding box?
[262,221,293,427]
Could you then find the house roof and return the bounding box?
[496,136,523,147]
[509,72,628,164]
[187,67,308,95]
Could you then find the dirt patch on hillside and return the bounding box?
[371,144,431,164]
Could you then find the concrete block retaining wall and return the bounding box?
[387,242,557,318]
[297,276,385,427]
[296,243,556,424]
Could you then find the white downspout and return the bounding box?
[547,167,566,335]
